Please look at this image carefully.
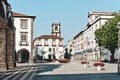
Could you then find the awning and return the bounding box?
[74,50,84,55]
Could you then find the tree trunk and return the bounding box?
[109,47,115,63]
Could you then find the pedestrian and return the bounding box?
[53,54,56,62]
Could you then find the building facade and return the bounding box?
[0,0,16,70]
[84,12,114,61]
[34,23,64,61]
[67,39,75,55]
[73,31,84,54]
[13,12,36,63]
[68,11,115,61]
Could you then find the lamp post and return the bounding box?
[117,22,120,73]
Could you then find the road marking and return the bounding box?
[12,67,30,80]
[3,68,26,80]
[20,67,33,80]
[29,63,40,80]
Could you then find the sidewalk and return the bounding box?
[16,62,38,67]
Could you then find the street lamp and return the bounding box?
[117,22,120,73]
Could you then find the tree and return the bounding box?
[95,12,120,62]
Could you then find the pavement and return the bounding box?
[38,61,118,74]
[31,61,120,80]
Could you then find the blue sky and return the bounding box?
[8,0,120,44]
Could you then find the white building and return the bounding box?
[33,23,64,61]
[73,31,84,55]
[84,11,114,61]
[68,11,115,61]
[13,12,36,63]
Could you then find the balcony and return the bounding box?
[36,44,42,46]
[44,44,49,46]
[19,41,29,46]
[52,45,57,47]
[59,45,63,47]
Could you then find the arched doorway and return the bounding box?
[17,49,29,63]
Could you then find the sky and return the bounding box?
[8,0,120,44]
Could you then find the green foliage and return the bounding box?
[70,49,72,52]
[94,11,120,62]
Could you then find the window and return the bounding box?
[21,32,28,41]
[59,41,62,45]
[39,40,42,45]
[44,39,48,46]
[52,40,56,46]
[95,15,98,19]
[21,19,28,29]
[81,34,83,40]
[20,32,28,46]
[59,40,63,46]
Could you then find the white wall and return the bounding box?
[14,17,33,53]
[34,38,63,60]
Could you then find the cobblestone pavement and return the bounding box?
[32,61,120,80]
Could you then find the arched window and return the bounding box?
[55,26,58,31]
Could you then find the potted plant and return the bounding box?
[93,62,105,71]
[57,59,70,63]
[81,61,89,67]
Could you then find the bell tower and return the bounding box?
[51,23,61,37]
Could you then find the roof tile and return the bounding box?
[37,35,63,40]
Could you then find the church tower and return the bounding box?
[51,23,61,37]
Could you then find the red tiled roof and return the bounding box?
[13,12,28,17]
[13,12,36,19]
[37,35,63,40]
